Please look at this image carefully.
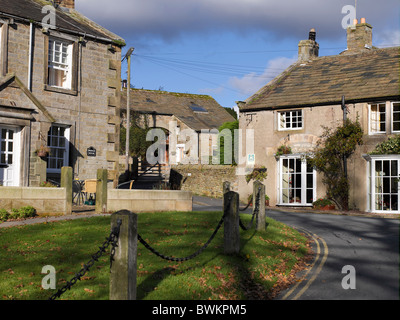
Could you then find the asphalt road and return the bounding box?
[193,196,400,300]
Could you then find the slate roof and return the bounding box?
[121,89,236,131]
[241,46,400,111]
[0,0,124,44]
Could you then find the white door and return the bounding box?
[279,156,316,206]
[0,126,21,186]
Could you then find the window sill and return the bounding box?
[44,84,78,96]
[277,128,303,132]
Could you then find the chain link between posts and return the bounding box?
[48,219,122,300]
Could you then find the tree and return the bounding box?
[120,112,153,161]
[307,119,363,210]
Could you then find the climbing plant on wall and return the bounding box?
[307,119,363,211]
[369,135,400,155]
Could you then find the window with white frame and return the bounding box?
[0,22,2,65]
[48,38,73,89]
[391,102,400,132]
[278,110,303,131]
[369,103,386,134]
[47,125,70,173]
[367,155,400,213]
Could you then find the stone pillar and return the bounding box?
[110,210,138,300]
[60,167,72,215]
[224,191,240,255]
[253,181,266,231]
[96,169,108,213]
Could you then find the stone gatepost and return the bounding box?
[95,169,108,213]
[223,191,240,255]
[253,181,266,231]
[110,210,138,300]
[61,166,72,215]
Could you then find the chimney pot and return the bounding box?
[353,19,358,25]
[346,18,373,53]
[298,29,319,62]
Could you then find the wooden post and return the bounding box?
[96,169,108,213]
[224,191,240,255]
[253,181,266,231]
[61,167,72,215]
[110,210,138,300]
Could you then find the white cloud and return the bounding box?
[375,29,400,47]
[228,56,296,96]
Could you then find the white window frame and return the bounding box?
[278,110,303,131]
[366,154,400,214]
[48,38,73,90]
[0,22,3,69]
[368,103,387,135]
[277,155,316,206]
[47,125,70,174]
[391,102,400,133]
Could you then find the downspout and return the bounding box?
[28,22,34,91]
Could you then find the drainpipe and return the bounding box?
[28,22,34,91]
[342,95,348,178]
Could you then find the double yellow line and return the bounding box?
[281,229,329,300]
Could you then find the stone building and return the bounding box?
[121,88,236,166]
[0,0,124,187]
[238,19,400,214]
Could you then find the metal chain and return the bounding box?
[138,209,228,262]
[239,187,260,231]
[239,194,253,211]
[48,219,122,300]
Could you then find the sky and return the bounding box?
[75,0,400,111]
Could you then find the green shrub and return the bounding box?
[6,206,37,220]
[9,209,21,219]
[18,206,37,218]
[0,209,9,222]
[313,198,333,208]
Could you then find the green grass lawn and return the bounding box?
[0,211,311,300]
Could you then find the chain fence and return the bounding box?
[48,219,122,300]
[48,187,263,300]
[239,187,260,231]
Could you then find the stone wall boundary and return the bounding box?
[107,189,192,213]
[0,186,68,215]
[169,164,238,198]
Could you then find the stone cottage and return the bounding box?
[121,88,236,166]
[238,19,400,213]
[0,0,124,187]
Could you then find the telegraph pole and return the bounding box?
[122,47,134,171]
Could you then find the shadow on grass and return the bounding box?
[137,251,223,300]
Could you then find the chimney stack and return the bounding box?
[298,28,319,62]
[54,0,75,9]
[346,18,373,52]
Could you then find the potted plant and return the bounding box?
[312,198,335,210]
[265,195,270,206]
[36,145,50,158]
[275,145,292,158]
[247,194,270,206]
[245,166,267,183]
